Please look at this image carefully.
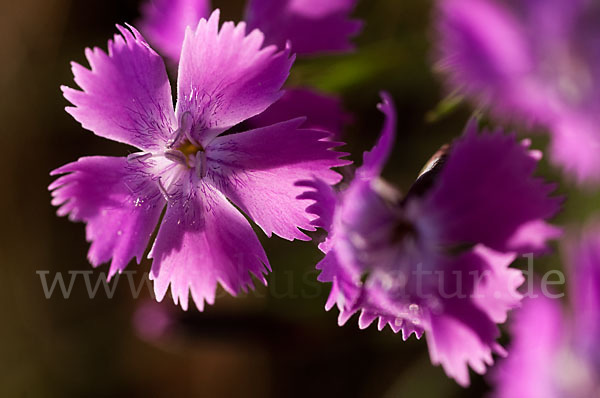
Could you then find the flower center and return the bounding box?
[177,140,203,158]
[162,138,207,181]
[161,112,208,179]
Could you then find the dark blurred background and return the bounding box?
[1,0,596,397]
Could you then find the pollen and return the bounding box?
[178,140,204,157]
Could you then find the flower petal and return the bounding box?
[358,92,397,179]
[139,0,211,63]
[296,93,395,234]
[567,221,600,349]
[148,182,269,311]
[246,88,350,139]
[62,25,176,151]
[425,247,518,387]
[434,0,533,116]
[550,116,600,185]
[295,177,338,232]
[315,177,415,334]
[471,245,522,324]
[176,10,294,146]
[426,302,500,387]
[49,156,165,278]
[245,0,362,55]
[318,245,423,336]
[422,121,561,254]
[205,118,349,241]
[491,294,564,398]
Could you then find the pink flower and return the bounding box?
[302,94,561,385]
[50,11,349,311]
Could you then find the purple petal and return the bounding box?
[566,221,600,350]
[317,249,361,323]
[245,0,362,55]
[62,25,176,151]
[471,245,522,324]
[246,88,350,139]
[491,294,564,398]
[293,92,395,240]
[422,121,561,254]
[426,301,500,387]
[358,92,397,179]
[205,118,350,241]
[426,246,522,387]
[148,182,269,311]
[295,178,338,232]
[520,0,586,39]
[491,222,600,397]
[176,10,294,147]
[434,0,534,118]
[550,116,600,185]
[139,0,211,63]
[317,246,411,334]
[49,156,165,278]
[316,178,411,333]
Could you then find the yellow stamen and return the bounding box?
[178,140,203,157]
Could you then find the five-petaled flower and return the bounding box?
[300,93,562,386]
[49,10,349,311]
